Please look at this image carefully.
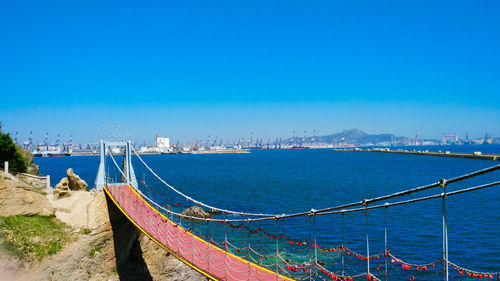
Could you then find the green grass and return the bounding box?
[0,215,75,262]
[89,245,101,257]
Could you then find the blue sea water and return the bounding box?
[34,145,500,278]
[362,144,500,155]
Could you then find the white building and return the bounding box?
[155,135,170,148]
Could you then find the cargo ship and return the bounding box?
[46,151,71,157]
[291,146,310,149]
[32,146,71,157]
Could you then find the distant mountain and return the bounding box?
[288,129,405,146]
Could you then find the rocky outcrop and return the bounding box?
[67,168,88,191]
[0,171,53,217]
[30,220,117,281]
[30,191,208,281]
[181,206,211,219]
[0,186,54,217]
[53,178,72,199]
[0,171,33,189]
[1,169,207,281]
[47,190,108,230]
[17,174,47,190]
[53,169,88,199]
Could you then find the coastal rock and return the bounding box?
[48,191,108,230]
[31,191,208,281]
[1,170,207,280]
[0,171,32,190]
[207,209,221,216]
[17,175,46,189]
[52,169,88,199]
[181,206,211,219]
[53,178,72,199]
[0,183,54,217]
[66,168,88,191]
[30,220,117,281]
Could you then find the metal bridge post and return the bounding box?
[260,222,264,266]
[341,211,345,277]
[441,179,449,281]
[275,217,279,281]
[364,201,370,278]
[190,218,194,263]
[384,203,389,281]
[207,219,211,273]
[168,199,173,221]
[125,140,138,188]
[124,142,130,184]
[309,215,313,281]
[247,219,251,281]
[312,209,317,277]
[176,212,181,254]
[94,140,106,190]
[224,213,228,281]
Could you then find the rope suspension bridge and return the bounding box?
[94,141,500,281]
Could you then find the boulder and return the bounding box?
[0,171,32,190]
[0,185,54,217]
[48,191,106,229]
[18,175,46,189]
[181,206,211,219]
[207,209,221,216]
[53,178,72,199]
[66,168,88,191]
[53,169,88,199]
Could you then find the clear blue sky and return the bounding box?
[1,1,499,144]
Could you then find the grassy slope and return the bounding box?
[0,215,75,263]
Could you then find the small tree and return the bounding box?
[0,131,27,173]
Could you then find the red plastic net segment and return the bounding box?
[106,184,292,281]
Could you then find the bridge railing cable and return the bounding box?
[132,147,279,218]
[106,150,500,280]
[242,164,500,221]
[115,151,500,223]
[132,148,500,222]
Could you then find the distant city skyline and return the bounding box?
[2,103,498,146]
[1,1,499,143]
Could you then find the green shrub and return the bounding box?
[0,131,27,173]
